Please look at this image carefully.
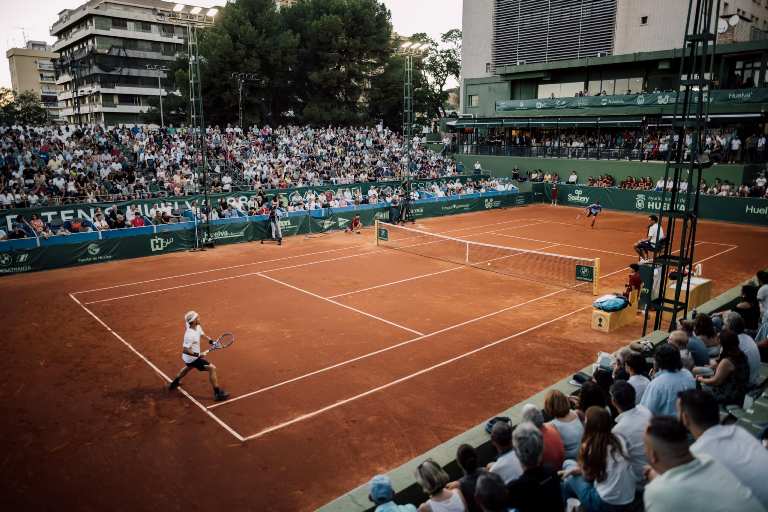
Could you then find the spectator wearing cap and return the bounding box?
[505,422,564,512]
[643,416,764,512]
[473,472,508,512]
[677,389,768,507]
[416,459,466,512]
[486,421,523,484]
[368,474,417,512]
[447,444,485,512]
[520,403,564,471]
[640,344,695,416]
[544,389,584,460]
[624,352,650,404]
[722,311,761,387]
[609,380,652,491]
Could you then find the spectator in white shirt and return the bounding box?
[609,380,652,490]
[678,389,768,507]
[568,171,578,184]
[561,407,637,511]
[486,420,523,484]
[624,352,650,404]
[643,416,764,512]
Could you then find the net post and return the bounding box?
[593,257,601,296]
[375,219,379,246]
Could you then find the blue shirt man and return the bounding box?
[641,344,696,416]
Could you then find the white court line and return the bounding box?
[237,243,740,438]
[241,304,594,440]
[72,217,545,296]
[327,243,561,299]
[492,231,638,258]
[256,272,425,336]
[68,293,245,442]
[83,221,549,305]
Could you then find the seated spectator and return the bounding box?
[544,389,584,460]
[695,329,749,406]
[640,344,695,416]
[668,330,695,371]
[757,270,768,322]
[677,319,711,367]
[486,421,523,484]
[520,403,564,471]
[447,444,485,512]
[609,380,652,491]
[152,211,165,225]
[473,473,507,512]
[722,311,761,388]
[112,214,127,229]
[0,228,7,240]
[677,389,768,507]
[624,352,650,404]
[368,474,417,512]
[694,313,720,356]
[416,459,466,512]
[643,416,764,512]
[735,284,761,333]
[560,407,636,512]
[506,422,564,512]
[131,214,146,228]
[567,171,578,184]
[93,213,110,231]
[575,380,609,418]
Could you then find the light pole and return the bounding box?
[146,64,169,126]
[397,40,429,221]
[231,72,259,130]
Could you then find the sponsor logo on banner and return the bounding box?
[202,229,245,243]
[567,189,591,204]
[636,194,646,210]
[150,236,174,252]
[441,203,471,212]
[87,243,101,256]
[0,251,33,273]
[78,242,113,264]
[0,253,11,267]
[745,204,768,217]
[484,198,501,209]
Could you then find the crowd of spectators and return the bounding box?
[0,123,458,209]
[367,275,768,512]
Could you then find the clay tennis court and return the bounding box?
[3,203,767,511]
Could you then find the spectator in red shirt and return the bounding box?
[521,403,565,471]
[624,263,642,299]
[131,214,146,228]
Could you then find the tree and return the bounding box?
[0,89,48,126]
[141,92,189,126]
[412,29,461,119]
[0,88,14,125]
[282,0,393,125]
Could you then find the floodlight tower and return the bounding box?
[161,4,218,247]
[231,72,260,130]
[146,64,170,126]
[397,41,429,222]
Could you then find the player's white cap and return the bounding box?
[184,310,199,325]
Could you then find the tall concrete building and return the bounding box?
[51,0,216,126]
[461,0,768,110]
[6,41,62,120]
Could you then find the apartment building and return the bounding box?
[6,41,62,120]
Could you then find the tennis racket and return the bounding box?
[207,332,235,352]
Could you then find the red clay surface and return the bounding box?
[2,203,767,511]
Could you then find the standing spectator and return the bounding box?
[678,389,768,507]
[506,422,564,512]
[544,389,584,461]
[723,311,762,387]
[640,344,696,416]
[695,329,750,406]
[416,459,466,512]
[560,407,637,512]
[486,421,523,484]
[625,352,650,404]
[521,403,564,471]
[609,380,652,491]
[643,416,764,512]
[368,474,417,512]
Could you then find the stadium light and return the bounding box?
[172,3,185,12]
[207,8,218,17]
[190,6,202,14]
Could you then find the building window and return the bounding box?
[111,18,128,30]
[468,95,480,107]
[485,62,491,73]
[641,16,648,25]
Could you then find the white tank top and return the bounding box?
[427,490,465,512]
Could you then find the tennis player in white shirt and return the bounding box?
[168,311,229,401]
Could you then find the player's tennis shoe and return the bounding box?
[168,379,180,391]
[214,389,230,401]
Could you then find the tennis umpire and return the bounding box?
[169,311,229,401]
[268,198,284,245]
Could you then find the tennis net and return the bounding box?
[375,221,600,294]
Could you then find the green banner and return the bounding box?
[0,191,532,276]
[496,88,768,112]
[534,183,768,225]
[0,176,488,231]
